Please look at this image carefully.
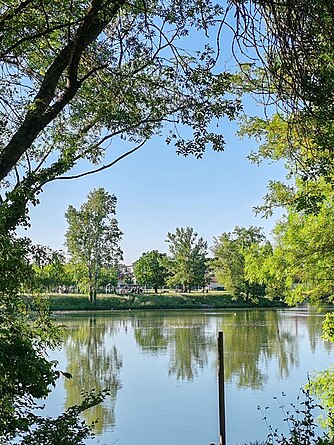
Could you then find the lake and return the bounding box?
[44,307,334,445]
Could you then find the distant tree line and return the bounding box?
[30,192,286,302]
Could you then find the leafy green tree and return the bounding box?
[212,226,266,300]
[234,5,334,420]
[65,261,118,294]
[232,0,334,306]
[166,227,208,292]
[266,195,334,307]
[238,180,334,307]
[0,236,106,444]
[233,1,334,183]
[239,114,334,217]
[235,179,334,308]
[65,188,122,302]
[134,250,169,293]
[244,241,286,301]
[0,234,59,441]
[18,389,109,445]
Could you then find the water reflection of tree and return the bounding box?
[168,323,214,380]
[133,311,301,386]
[134,322,168,355]
[221,310,299,389]
[62,316,122,434]
[305,309,333,354]
[134,314,216,381]
[57,308,328,409]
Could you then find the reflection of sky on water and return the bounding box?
[43,308,334,445]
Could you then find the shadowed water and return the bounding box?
[44,307,334,445]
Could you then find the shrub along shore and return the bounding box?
[24,292,286,312]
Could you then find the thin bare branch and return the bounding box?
[55,140,147,181]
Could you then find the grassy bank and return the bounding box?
[24,291,286,312]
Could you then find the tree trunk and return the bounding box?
[89,285,94,302]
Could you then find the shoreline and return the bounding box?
[23,292,287,312]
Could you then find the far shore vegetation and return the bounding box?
[23,291,286,312]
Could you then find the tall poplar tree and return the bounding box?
[65,188,123,302]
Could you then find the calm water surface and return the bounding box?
[44,308,334,445]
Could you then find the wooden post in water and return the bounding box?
[218,332,226,445]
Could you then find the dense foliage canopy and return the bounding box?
[233,0,334,184]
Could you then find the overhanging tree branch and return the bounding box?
[0,0,127,182]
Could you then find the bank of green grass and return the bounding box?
[24,291,285,312]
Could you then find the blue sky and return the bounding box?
[18,108,286,264]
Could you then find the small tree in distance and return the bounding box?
[134,250,169,293]
[65,188,123,302]
[166,227,208,293]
